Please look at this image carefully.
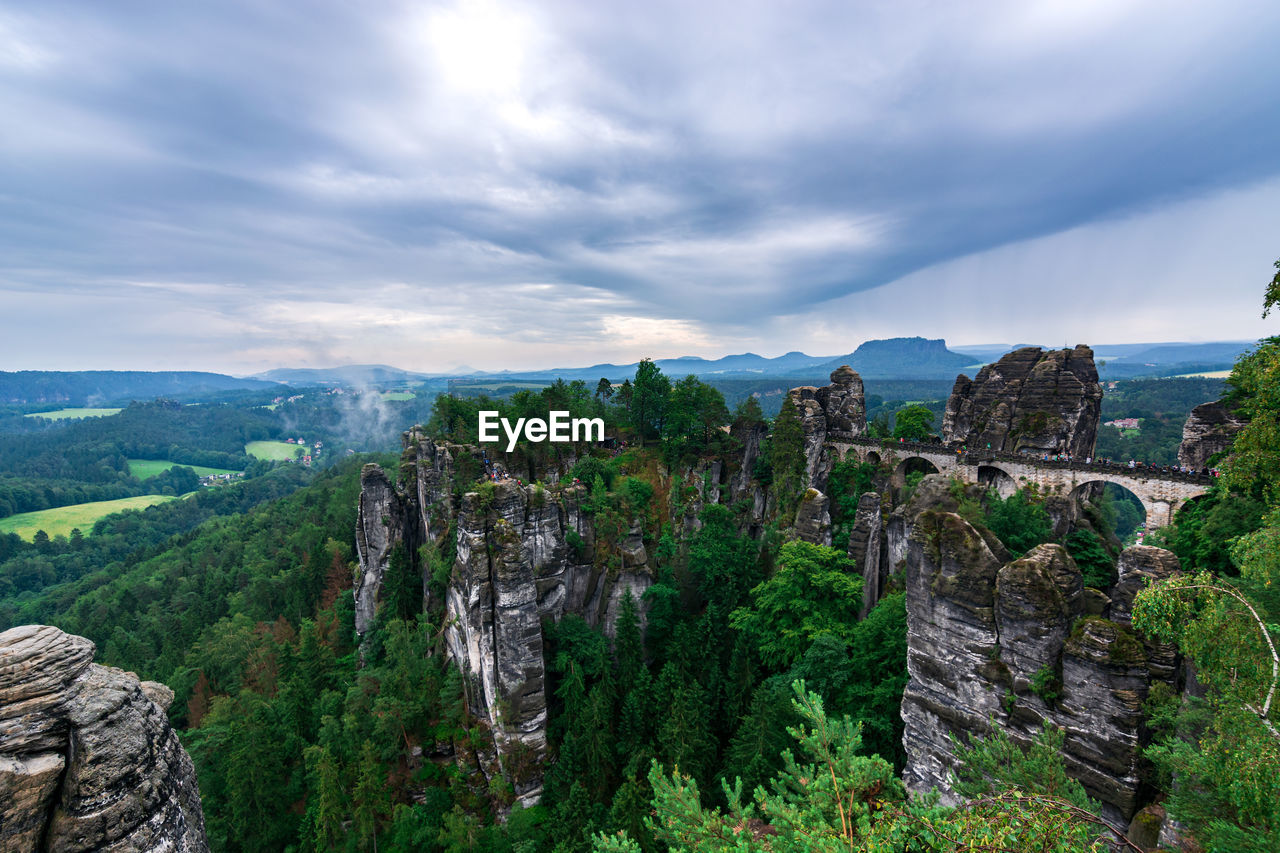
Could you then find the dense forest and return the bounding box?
[2,311,1275,850]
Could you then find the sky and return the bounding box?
[3,0,1280,375]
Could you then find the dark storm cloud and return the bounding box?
[2,0,1279,370]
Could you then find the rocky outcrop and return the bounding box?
[847,491,883,618]
[0,625,208,853]
[354,462,417,637]
[445,483,551,808]
[786,366,868,490]
[1177,399,1246,470]
[357,433,658,808]
[900,506,1185,827]
[942,346,1102,456]
[1109,545,1180,625]
[793,489,832,547]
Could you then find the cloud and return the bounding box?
[1,0,1279,372]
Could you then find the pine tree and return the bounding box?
[302,743,345,852]
[613,591,644,696]
[353,739,390,851]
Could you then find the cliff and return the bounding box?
[785,365,868,493]
[355,435,655,807]
[354,357,1186,824]
[0,625,208,853]
[1177,399,1246,469]
[899,493,1181,827]
[941,345,1102,456]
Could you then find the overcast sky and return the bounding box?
[3,0,1280,374]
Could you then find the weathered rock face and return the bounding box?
[793,488,832,547]
[445,483,551,808]
[942,346,1102,456]
[354,462,417,637]
[787,366,868,491]
[357,435,656,808]
[847,491,883,618]
[901,529,1184,827]
[1177,399,1246,470]
[0,625,208,853]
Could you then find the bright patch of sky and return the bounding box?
[2,0,1278,373]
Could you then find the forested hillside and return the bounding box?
[4,302,1277,852]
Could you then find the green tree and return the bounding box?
[951,721,1095,809]
[1133,553,1280,851]
[1064,529,1116,589]
[353,739,391,850]
[301,744,345,852]
[1223,336,1280,502]
[733,395,765,426]
[1263,256,1280,318]
[595,682,1119,853]
[769,397,806,513]
[729,541,862,670]
[892,404,934,440]
[629,360,670,445]
[985,489,1053,557]
[687,503,761,621]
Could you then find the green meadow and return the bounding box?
[380,391,416,401]
[126,459,241,479]
[0,495,180,541]
[245,440,306,461]
[24,407,123,420]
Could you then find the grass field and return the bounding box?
[380,391,416,401]
[245,440,305,461]
[1174,369,1233,379]
[127,459,241,479]
[0,495,180,541]
[24,407,123,420]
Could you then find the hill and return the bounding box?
[0,371,277,406]
[821,336,978,378]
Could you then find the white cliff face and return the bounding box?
[0,625,209,853]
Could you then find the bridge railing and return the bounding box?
[843,436,1215,485]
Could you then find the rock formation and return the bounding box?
[1177,399,1246,470]
[942,346,1102,456]
[900,512,1184,827]
[354,462,417,637]
[846,491,883,618]
[793,488,832,547]
[786,366,868,491]
[356,435,655,807]
[0,625,208,853]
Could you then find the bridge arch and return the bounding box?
[1069,480,1152,535]
[977,465,1017,498]
[892,456,941,494]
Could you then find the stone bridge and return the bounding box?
[834,437,1212,529]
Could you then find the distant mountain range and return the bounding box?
[3,338,1254,407]
[253,364,439,386]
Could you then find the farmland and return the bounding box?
[245,440,305,461]
[126,459,242,480]
[23,407,123,420]
[0,494,180,540]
